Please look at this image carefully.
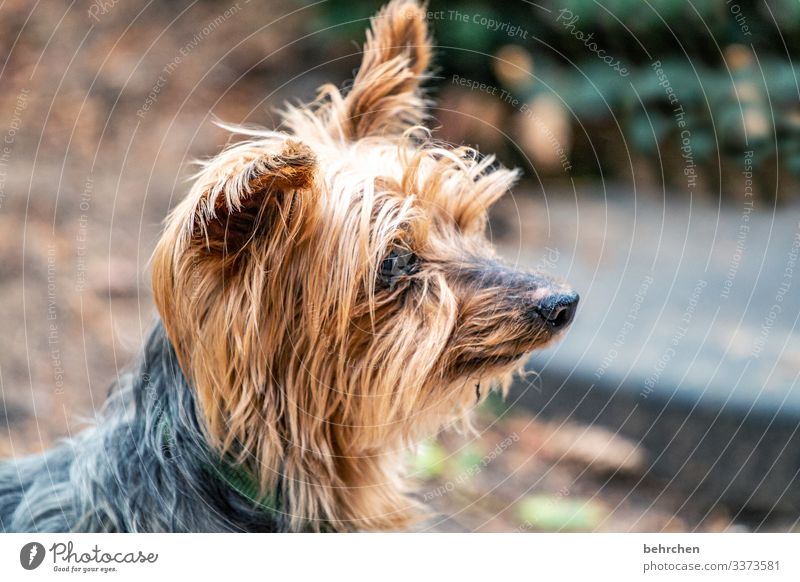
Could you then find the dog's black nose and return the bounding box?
[534,292,579,331]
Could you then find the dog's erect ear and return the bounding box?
[185,139,316,251]
[341,0,432,139]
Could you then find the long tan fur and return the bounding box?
[150,0,574,531]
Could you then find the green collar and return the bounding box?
[157,416,276,511]
[214,459,277,511]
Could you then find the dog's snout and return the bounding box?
[533,291,579,331]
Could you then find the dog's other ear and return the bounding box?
[184,138,316,252]
[341,0,431,139]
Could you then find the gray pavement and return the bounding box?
[496,188,800,515]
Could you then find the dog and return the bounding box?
[0,0,577,532]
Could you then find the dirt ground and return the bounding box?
[416,404,742,532]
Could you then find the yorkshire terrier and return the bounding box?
[0,0,577,532]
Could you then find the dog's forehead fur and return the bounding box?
[312,138,518,250]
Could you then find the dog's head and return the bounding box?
[151,0,577,531]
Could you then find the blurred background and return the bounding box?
[0,0,798,532]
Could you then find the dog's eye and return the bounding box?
[378,247,419,288]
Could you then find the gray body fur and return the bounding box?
[0,322,289,532]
